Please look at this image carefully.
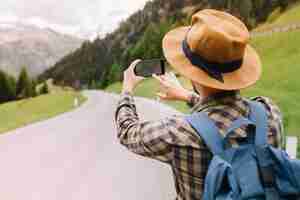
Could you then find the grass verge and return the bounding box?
[0,91,86,134]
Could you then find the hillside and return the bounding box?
[253,1,300,32]
[40,0,295,88]
[0,22,83,77]
[106,2,300,136]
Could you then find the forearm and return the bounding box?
[115,92,153,157]
[114,92,173,163]
[115,92,139,139]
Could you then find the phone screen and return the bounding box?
[134,59,165,77]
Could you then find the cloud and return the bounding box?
[107,10,128,18]
[0,0,149,39]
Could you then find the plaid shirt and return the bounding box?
[115,91,283,200]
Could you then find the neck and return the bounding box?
[193,83,222,99]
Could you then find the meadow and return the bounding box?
[0,87,86,134]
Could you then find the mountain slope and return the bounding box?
[40,0,296,88]
[0,22,83,77]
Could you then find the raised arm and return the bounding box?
[115,92,173,163]
[115,60,173,163]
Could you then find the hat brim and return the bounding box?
[162,26,262,90]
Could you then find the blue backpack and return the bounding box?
[185,101,300,200]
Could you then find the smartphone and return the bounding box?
[134,59,165,77]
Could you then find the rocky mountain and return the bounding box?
[40,0,297,88]
[0,22,83,77]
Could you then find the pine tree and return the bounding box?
[39,82,49,95]
[0,70,16,103]
[24,80,34,98]
[31,79,38,97]
[0,71,7,103]
[6,74,17,100]
[16,67,31,99]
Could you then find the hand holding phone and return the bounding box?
[134,59,165,77]
[153,72,192,102]
[122,59,145,94]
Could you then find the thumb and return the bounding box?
[129,59,142,70]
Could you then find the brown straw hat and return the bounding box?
[162,9,262,90]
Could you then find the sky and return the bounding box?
[0,0,149,39]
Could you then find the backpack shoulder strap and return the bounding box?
[248,101,281,200]
[248,101,269,146]
[185,112,225,155]
[223,117,256,147]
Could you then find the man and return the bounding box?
[115,9,283,200]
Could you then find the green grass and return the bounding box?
[0,91,86,134]
[248,30,300,135]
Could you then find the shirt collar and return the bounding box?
[191,90,241,113]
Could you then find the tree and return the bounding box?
[22,80,34,98]
[279,0,289,10]
[16,68,29,96]
[129,20,174,60]
[31,79,38,97]
[0,70,16,103]
[6,74,17,100]
[89,80,97,89]
[108,63,121,83]
[39,82,49,95]
[16,68,32,99]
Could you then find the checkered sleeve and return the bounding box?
[115,93,174,163]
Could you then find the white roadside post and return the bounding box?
[286,136,298,159]
[74,97,79,107]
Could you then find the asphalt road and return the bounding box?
[0,90,178,200]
